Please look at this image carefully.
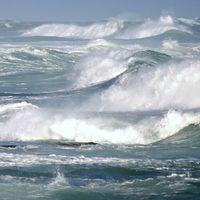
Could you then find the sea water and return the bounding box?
[0,15,200,199]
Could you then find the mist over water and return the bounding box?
[0,15,200,200]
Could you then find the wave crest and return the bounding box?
[21,15,193,39]
[0,105,199,144]
[22,19,124,39]
[97,60,200,111]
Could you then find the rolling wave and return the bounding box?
[117,15,189,39]
[97,59,200,111]
[22,19,125,39]
[0,102,199,144]
[18,15,200,40]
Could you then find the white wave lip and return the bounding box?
[22,19,124,39]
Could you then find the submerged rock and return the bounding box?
[56,141,97,147]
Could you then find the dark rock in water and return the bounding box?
[56,141,97,147]
[0,144,17,149]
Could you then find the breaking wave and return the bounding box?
[97,60,200,111]
[21,15,196,40]
[117,15,189,39]
[22,19,125,39]
[0,102,200,144]
[0,102,38,115]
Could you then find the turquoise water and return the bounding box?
[0,15,200,199]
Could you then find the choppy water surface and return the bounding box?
[0,15,200,199]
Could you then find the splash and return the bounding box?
[98,60,200,111]
[72,48,130,88]
[22,19,124,39]
[117,15,189,39]
[21,15,191,40]
[0,102,199,144]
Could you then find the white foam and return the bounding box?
[1,57,200,145]
[22,19,124,39]
[50,118,145,144]
[0,105,51,141]
[98,60,200,111]
[87,39,117,49]
[50,110,200,144]
[22,15,190,40]
[162,40,200,58]
[135,16,175,39]
[49,169,68,187]
[178,18,200,25]
[162,40,180,50]
[21,46,49,57]
[0,102,38,115]
[72,40,143,88]
[0,102,200,144]
[118,15,189,39]
[0,153,134,167]
[72,46,132,88]
[155,110,200,140]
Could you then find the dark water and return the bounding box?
[0,16,200,199]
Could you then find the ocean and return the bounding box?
[0,15,200,199]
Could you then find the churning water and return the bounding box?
[0,15,200,199]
